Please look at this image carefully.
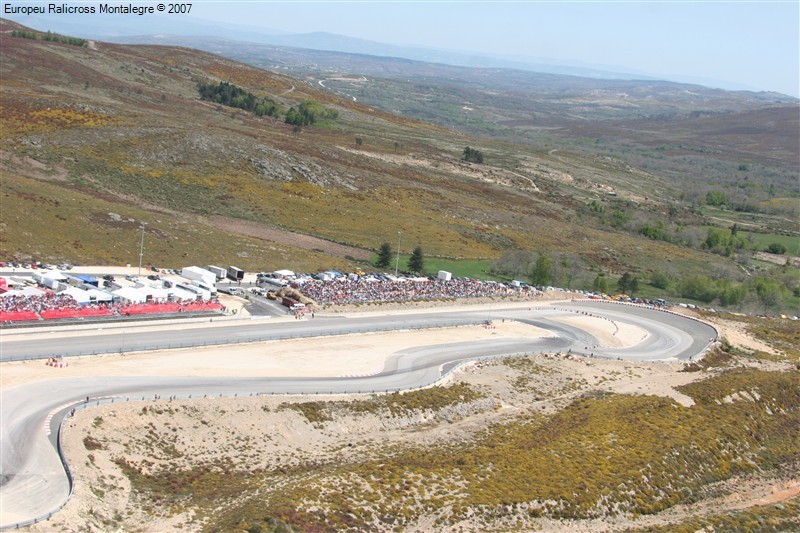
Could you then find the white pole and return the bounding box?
[138,222,147,275]
[395,231,402,276]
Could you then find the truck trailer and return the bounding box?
[227,266,244,282]
[206,265,227,281]
[182,266,216,286]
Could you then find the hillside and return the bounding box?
[1,19,798,312]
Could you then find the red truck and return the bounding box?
[281,297,307,311]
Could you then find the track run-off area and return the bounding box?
[0,300,717,529]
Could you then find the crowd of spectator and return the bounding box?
[0,291,222,322]
[299,276,534,306]
[0,293,84,314]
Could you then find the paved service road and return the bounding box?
[0,301,716,528]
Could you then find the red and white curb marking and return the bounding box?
[43,396,122,435]
[43,402,76,436]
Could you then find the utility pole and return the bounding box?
[395,231,402,276]
[138,222,147,275]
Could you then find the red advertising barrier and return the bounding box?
[40,309,83,320]
[2,299,223,323]
[39,307,112,319]
[181,301,224,312]
[119,301,223,315]
[0,311,40,322]
[121,303,181,315]
[78,307,113,317]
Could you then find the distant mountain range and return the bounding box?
[4,13,780,95]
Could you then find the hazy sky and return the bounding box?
[195,0,799,96]
[5,1,799,96]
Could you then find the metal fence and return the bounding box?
[1,303,720,529]
[0,343,536,531]
[1,319,487,362]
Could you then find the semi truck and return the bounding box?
[206,265,227,281]
[181,266,216,286]
[227,266,244,282]
[281,296,307,311]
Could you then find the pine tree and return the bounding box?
[530,253,553,286]
[618,272,639,295]
[376,242,393,269]
[593,274,609,294]
[408,246,424,274]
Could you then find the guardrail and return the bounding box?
[0,343,536,531]
[568,298,721,362]
[0,301,717,529]
[0,320,487,362]
[0,310,224,331]
[2,410,76,531]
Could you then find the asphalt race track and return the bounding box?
[0,301,717,528]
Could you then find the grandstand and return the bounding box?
[0,268,224,324]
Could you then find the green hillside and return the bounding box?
[0,19,797,312]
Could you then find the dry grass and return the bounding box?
[0,26,755,282]
[48,351,799,532]
[0,173,353,272]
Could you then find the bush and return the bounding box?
[705,191,728,207]
[197,81,280,118]
[83,435,104,450]
[650,270,670,290]
[767,243,787,254]
[463,147,484,164]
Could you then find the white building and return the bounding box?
[112,287,148,305]
[61,286,92,304]
[181,266,217,287]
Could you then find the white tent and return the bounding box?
[112,287,148,305]
[85,288,113,303]
[35,270,68,282]
[274,269,295,278]
[61,286,92,304]
[3,287,46,297]
[168,286,199,301]
[181,266,216,286]
[175,283,208,301]
[134,280,172,298]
